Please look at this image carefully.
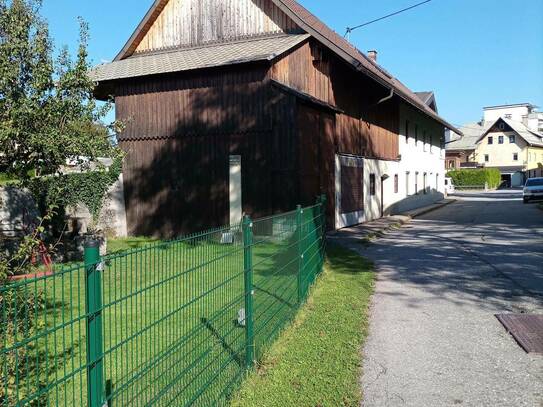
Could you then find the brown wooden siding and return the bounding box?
[134,0,299,53]
[270,39,399,161]
[116,66,301,237]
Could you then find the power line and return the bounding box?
[344,0,432,38]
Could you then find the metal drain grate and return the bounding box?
[495,314,543,355]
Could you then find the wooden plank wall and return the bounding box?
[270,39,400,161]
[134,0,299,53]
[116,66,299,236]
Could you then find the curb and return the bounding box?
[403,199,457,219]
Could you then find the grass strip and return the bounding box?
[231,244,374,407]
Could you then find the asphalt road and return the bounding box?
[351,191,543,407]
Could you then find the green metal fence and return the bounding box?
[1,197,326,406]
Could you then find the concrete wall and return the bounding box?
[68,174,128,237]
[0,187,39,238]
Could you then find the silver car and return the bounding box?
[523,177,543,203]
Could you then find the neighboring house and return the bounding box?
[446,103,543,186]
[92,0,460,237]
[445,122,487,170]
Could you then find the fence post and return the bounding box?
[242,216,255,369]
[84,240,105,407]
[296,205,304,304]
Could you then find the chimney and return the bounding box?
[367,50,378,63]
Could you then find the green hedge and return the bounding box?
[446,168,501,189]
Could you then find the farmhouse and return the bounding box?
[93,0,461,237]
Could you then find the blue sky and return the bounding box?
[41,0,543,126]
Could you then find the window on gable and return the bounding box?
[488,136,493,145]
[509,135,515,143]
[498,123,505,130]
[498,136,504,144]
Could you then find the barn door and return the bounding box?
[335,154,364,229]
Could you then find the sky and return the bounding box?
[40,0,543,127]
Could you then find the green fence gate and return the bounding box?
[1,197,326,406]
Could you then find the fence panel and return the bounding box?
[1,199,326,406]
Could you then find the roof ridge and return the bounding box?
[128,32,307,59]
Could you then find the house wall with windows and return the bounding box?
[391,103,446,213]
[475,130,527,168]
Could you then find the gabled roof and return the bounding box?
[92,34,309,82]
[108,0,461,134]
[478,117,543,147]
[446,122,487,151]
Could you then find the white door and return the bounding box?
[229,156,242,226]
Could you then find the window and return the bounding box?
[405,120,410,143]
[415,172,419,194]
[436,174,439,190]
[370,174,376,196]
[423,173,427,194]
[498,136,504,144]
[448,160,455,169]
[513,153,518,161]
[406,172,410,196]
[498,123,505,130]
[488,136,493,145]
[485,154,489,162]
[509,135,515,143]
[394,174,399,194]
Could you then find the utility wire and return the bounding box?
[344,0,432,37]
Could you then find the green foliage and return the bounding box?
[447,168,502,189]
[29,157,122,231]
[0,0,122,183]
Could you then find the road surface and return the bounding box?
[346,191,543,406]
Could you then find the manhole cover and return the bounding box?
[495,314,543,355]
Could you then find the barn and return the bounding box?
[93,0,461,237]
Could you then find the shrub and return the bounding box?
[446,168,501,189]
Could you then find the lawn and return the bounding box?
[4,208,325,406]
[230,244,375,407]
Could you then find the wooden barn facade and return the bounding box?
[93,0,460,237]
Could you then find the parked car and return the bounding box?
[444,177,455,195]
[523,177,543,203]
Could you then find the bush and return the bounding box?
[447,168,501,189]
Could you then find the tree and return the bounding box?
[0,0,121,181]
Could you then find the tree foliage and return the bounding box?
[0,0,121,181]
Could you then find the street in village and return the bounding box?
[340,191,543,407]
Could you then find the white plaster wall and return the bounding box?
[483,106,531,123]
[395,104,446,213]
[475,131,527,167]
